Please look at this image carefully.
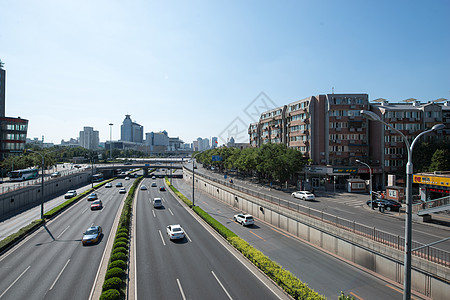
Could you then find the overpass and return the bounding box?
[413,195,450,217]
[95,164,183,177]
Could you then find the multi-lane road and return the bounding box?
[0,178,134,299]
[135,175,287,299]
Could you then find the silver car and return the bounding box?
[166,224,185,240]
[153,198,162,208]
[291,191,315,201]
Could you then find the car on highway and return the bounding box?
[151,182,157,187]
[82,226,102,245]
[233,213,254,226]
[153,197,163,208]
[50,171,61,178]
[64,190,77,199]
[159,186,166,191]
[366,199,402,212]
[152,175,156,179]
[105,182,113,188]
[125,176,130,180]
[90,200,103,210]
[291,191,315,201]
[119,188,126,194]
[166,224,185,240]
[116,182,123,187]
[87,193,98,201]
[140,185,147,190]
[74,164,82,168]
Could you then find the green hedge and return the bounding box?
[102,277,123,291]
[110,252,127,263]
[105,267,125,280]
[166,179,325,300]
[109,260,126,270]
[100,289,120,300]
[0,219,45,253]
[113,241,128,250]
[112,247,128,256]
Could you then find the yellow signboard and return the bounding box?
[413,175,450,187]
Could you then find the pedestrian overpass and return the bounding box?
[413,195,450,216]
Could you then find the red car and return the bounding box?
[90,200,103,210]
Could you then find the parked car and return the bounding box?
[166,224,185,240]
[64,190,77,199]
[233,213,254,226]
[151,182,157,187]
[116,182,123,187]
[140,185,147,190]
[87,193,98,201]
[82,226,102,245]
[105,182,113,188]
[90,200,103,210]
[119,188,126,194]
[153,197,163,208]
[159,186,166,191]
[366,199,402,212]
[291,191,315,201]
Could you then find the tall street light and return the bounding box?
[355,159,372,200]
[360,110,445,300]
[109,123,113,161]
[27,149,50,219]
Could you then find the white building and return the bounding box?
[79,126,99,150]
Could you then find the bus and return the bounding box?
[92,173,104,182]
[8,168,39,181]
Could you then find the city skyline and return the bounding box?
[1,0,449,144]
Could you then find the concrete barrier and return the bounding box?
[0,172,91,220]
[184,168,449,300]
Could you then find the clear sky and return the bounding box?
[1,0,449,145]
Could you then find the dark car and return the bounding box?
[87,193,98,201]
[159,186,166,191]
[366,199,402,212]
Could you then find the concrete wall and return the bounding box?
[184,168,449,300]
[0,172,91,220]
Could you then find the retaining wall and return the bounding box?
[184,168,449,300]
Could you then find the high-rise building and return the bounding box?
[145,131,169,152]
[79,126,99,150]
[211,137,218,148]
[121,114,143,143]
[0,64,28,159]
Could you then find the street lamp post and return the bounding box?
[356,159,372,200]
[109,123,113,161]
[27,150,46,219]
[361,110,444,300]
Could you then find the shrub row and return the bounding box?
[165,179,326,300]
[0,178,115,253]
[100,175,143,300]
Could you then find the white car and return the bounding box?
[153,197,162,208]
[64,190,77,199]
[166,224,185,240]
[233,213,254,226]
[151,182,157,187]
[125,176,130,180]
[140,185,147,190]
[291,191,315,201]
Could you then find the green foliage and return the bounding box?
[105,267,125,280]
[109,260,126,270]
[112,247,128,255]
[102,277,123,292]
[165,177,193,206]
[115,232,128,240]
[113,241,128,250]
[429,148,450,172]
[0,219,45,251]
[338,292,355,299]
[110,252,127,263]
[100,289,121,300]
[114,237,128,244]
[413,140,450,173]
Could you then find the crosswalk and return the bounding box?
[329,198,366,207]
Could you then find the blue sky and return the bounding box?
[1,0,449,145]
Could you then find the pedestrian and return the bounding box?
[311,188,315,195]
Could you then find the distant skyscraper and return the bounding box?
[79,126,99,150]
[121,114,143,143]
[211,137,218,148]
[0,67,5,117]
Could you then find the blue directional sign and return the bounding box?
[212,155,223,161]
[145,163,150,166]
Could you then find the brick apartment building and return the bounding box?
[249,93,449,193]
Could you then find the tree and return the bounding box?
[429,149,450,172]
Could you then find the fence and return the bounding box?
[186,167,450,268]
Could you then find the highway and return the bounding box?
[187,163,450,252]
[172,176,416,299]
[135,175,288,299]
[0,177,135,300]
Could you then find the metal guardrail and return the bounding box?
[413,196,450,215]
[0,168,86,195]
[185,167,450,268]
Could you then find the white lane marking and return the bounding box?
[185,232,192,243]
[152,210,156,218]
[56,226,70,239]
[211,270,233,300]
[158,230,166,246]
[82,207,89,214]
[50,259,70,290]
[0,265,31,298]
[176,278,187,300]
[168,208,174,216]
